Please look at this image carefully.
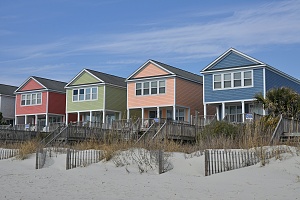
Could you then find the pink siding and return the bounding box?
[20,79,44,91]
[176,78,204,116]
[128,78,175,108]
[15,92,47,115]
[48,92,66,115]
[133,63,170,78]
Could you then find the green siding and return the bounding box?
[66,86,104,112]
[70,71,100,86]
[105,85,127,113]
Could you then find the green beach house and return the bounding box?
[65,69,127,126]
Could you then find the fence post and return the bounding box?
[158,150,163,174]
[35,148,39,169]
[205,150,209,176]
[66,148,70,170]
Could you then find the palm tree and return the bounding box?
[254,87,300,119]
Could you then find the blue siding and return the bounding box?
[265,69,300,93]
[211,52,258,70]
[204,68,264,103]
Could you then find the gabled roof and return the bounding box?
[65,69,126,88]
[201,47,300,85]
[201,48,265,72]
[15,76,67,93]
[0,84,18,96]
[127,59,203,83]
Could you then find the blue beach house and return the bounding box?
[200,48,300,123]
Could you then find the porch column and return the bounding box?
[65,113,68,125]
[204,104,207,119]
[45,113,48,127]
[89,111,92,121]
[15,116,18,125]
[25,115,28,125]
[188,108,191,124]
[77,112,80,122]
[263,108,266,116]
[102,110,105,123]
[157,107,160,119]
[141,108,144,122]
[127,109,130,120]
[241,101,245,123]
[173,105,176,120]
[35,115,38,126]
[222,102,225,119]
[216,106,220,121]
[119,111,122,120]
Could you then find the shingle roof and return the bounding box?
[150,60,203,83]
[85,69,126,87]
[32,76,67,92]
[0,84,18,96]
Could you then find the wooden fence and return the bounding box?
[205,147,291,176]
[0,129,37,143]
[66,149,104,170]
[205,149,259,176]
[0,148,19,160]
[35,148,47,169]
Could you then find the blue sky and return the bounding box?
[1,0,300,86]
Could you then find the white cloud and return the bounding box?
[1,0,299,63]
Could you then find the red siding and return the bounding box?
[20,79,44,91]
[15,92,47,115]
[48,92,66,114]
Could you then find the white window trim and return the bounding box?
[72,87,98,102]
[20,92,42,106]
[135,79,166,96]
[213,70,253,90]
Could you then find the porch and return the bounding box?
[127,106,191,126]
[15,114,65,132]
[204,101,264,123]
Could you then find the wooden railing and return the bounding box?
[270,115,283,145]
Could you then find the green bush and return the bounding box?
[199,121,242,139]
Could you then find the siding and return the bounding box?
[211,52,258,70]
[15,92,47,115]
[176,77,204,115]
[66,86,104,112]
[265,69,300,93]
[105,85,127,112]
[20,79,44,91]
[133,63,170,78]
[48,92,66,114]
[127,78,174,108]
[0,95,15,119]
[70,71,100,86]
[204,68,264,103]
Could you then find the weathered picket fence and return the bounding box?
[205,146,292,176]
[0,148,19,160]
[204,149,259,176]
[35,148,47,169]
[66,149,104,170]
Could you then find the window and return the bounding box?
[224,73,231,88]
[92,88,97,99]
[85,88,91,100]
[72,87,97,102]
[159,81,165,94]
[244,71,252,86]
[233,72,241,87]
[213,70,253,90]
[151,81,157,94]
[213,74,221,89]
[143,82,149,95]
[21,93,42,106]
[136,83,142,95]
[135,80,166,96]
[73,90,78,101]
[176,109,185,121]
